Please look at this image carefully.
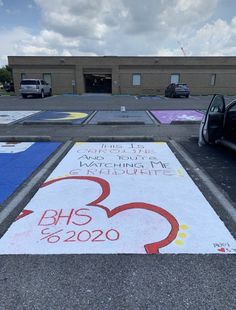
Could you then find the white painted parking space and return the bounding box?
[0,111,40,124]
[0,142,235,254]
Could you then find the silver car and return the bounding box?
[20,79,52,98]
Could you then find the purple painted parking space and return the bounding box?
[151,110,204,124]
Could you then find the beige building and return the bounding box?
[8,56,236,95]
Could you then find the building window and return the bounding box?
[132,74,141,86]
[21,73,26,80]
[170,74,180,84]
[43,73,52,85]
[210,74,216,86]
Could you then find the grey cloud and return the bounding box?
[31,0,225,57]
[120,0,165,34]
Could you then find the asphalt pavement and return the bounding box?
[0,94,235,310]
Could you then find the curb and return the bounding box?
[97,121,145,125]
[88,136,154,142]
[171,120,201,125]
[22,121,74,125]
[0,136,52,142]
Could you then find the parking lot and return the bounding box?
[0,94,236,308]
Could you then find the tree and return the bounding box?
[0,66,12,84]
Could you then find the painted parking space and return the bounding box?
[22,111,93,124]
[0,142,235,254]
[89,111,153,124]
[151,110,204,124]
[137,96,162,100]
[0,111,40,124]
[0,142,61,204]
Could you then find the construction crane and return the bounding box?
[177,41,187,56]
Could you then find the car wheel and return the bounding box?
[22,94,27,99]
[186,94,189,98]
[49,88,52,96]
[41,90,44,98]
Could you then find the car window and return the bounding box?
[228,103,236,111]
[21,80,37,85]
[209,95,225,113]
[177,84,188,89]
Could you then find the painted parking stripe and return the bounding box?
[0,111,40,124]
[151,110,204,124]
[0,142,235,254]
[0,142,61,205]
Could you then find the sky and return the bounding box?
[0,0,236,67]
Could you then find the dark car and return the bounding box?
[4,82,15,92]
[165,83,190,98]
[199,94,236,151]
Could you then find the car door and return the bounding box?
[199,94,225,145]
[41,80,47,94]
[165,85,170,96]
[44,80,50,94]
[169,84,174,97]
[224,100,236,143]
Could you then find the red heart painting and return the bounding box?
[39,175,180,254]
[15,209,33,221]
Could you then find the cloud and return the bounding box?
[0,0,3,6]
[32,0,223,56]
[34,0,115,39]
[1,0,236,67]
[0,27,32,66]
[186,18,236,55]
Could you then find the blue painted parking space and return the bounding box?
[22,111,93,124]
[0,142,61,204]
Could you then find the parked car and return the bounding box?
[199,94,236,152]
[4,82,15,92]
[165,83,190,98]
[20,79,52,98]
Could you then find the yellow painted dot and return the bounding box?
[178,232,187,238]
[177,169,184,176]
[180,224,189,230]
[175,240,184,246]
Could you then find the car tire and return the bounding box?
[22,94,27,99]
[49,88,52,96]
[186,94,189,98]
[41,90,44,98]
